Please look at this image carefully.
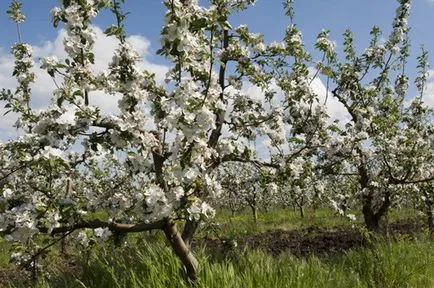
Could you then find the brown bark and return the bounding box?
[362,191,391,232]
[362,206,381,232]
[362,199,386,232]
[251,205,258,223]
[37,219,166,235]
[207,29,229,148]
[425,197,433,235]
[299,205,304,219]
[181,220,198,248]
[164,219,199,280]
[34,218,201,280]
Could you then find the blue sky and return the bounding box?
[1,0,434,140]
[1,1,434,67]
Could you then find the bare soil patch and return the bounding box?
[197,218,425,258]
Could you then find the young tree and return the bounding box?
[217,161,277,222]
[277,156,324,219]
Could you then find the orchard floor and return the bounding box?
[198,217,423,259]
[1,208,433,288]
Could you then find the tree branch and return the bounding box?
[37,219,166,235]
[220,155,281,169]
[208,29,229,148]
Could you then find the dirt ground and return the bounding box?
[196,218,425,258]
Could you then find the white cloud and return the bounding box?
[310,77,350,124]
[307,67,350,124]
[422,70,434,108]
[0,48,21,140]
[0,26,168,141]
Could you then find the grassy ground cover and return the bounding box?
[209,207,419,238]
[2,207,432,288]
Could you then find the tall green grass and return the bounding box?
[0,238,12,268]
[4,208,429,288]
[10,233,433,288]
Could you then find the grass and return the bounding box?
[209,207,353,238]
[2,207,432,288]
[334,239,434,288]
[9,234,433,288]
[209,207,418,238]
[0,238,12,268]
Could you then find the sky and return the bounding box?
[1,0,434,141]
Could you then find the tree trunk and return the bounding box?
[251,205,258,223]
[425,197,433,235]
[298,205,304,219]
[181,220,198,248]
[60,236,67,256]
[362,191,391,233]
[362,203,381,232]
[164,220,199,280]
[264,205,270,213]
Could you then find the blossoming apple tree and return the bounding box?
[420,181,434,234]
[212,5,335,223]
[317,0,434,231]
[216,161,278,222]
[0,0,331,279]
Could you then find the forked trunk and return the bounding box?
[181,220,198,248]
[362,191,391,233]
[164,220,199,280]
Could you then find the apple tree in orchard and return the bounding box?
[419,181,434,234]
[317,0,434,231]
[0,0,331,279]
[216,161,278,222]
[200,1,333,223]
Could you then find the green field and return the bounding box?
[1,208,433,288]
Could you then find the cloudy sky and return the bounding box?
[0,0,434,141]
